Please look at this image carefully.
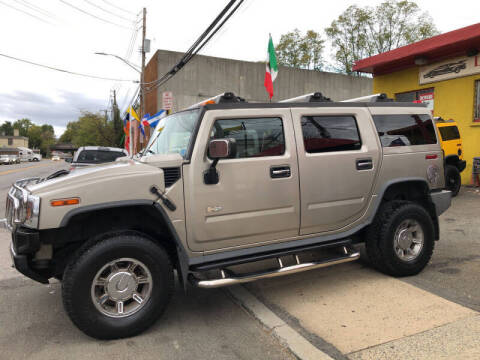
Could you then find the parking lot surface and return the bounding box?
[1,162,479,359]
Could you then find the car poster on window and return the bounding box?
[419,55,480,84]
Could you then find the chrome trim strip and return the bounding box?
[191,247,360,288]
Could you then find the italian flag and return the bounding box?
[264,34,278,99]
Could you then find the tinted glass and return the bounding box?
[76,150,126,163]
[438,126,460,141]
[211,118,285,158]
[372,114,436,147]
[301,116,361,153]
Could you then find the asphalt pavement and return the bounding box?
[0,160,294,359]
[1,161,479,359]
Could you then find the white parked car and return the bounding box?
[69,146,128,169]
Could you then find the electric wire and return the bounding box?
[0,53,138,82]
[82,0,134,22]
[143,0,244,94]
[141,0,238,89]
[59,0,132,30]
[0,0,52,24]
[101,0,135,16]
[16,0,56,19]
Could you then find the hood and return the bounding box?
[27,159,164,194]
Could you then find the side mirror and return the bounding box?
[205,138,236,185]
[208,138,236,159]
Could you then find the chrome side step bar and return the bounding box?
[191,246,360,289]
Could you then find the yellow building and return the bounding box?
[354,23,480,184]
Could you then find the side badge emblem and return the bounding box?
[207,206,223,213]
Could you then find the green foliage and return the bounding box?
[275,29,325,70]
[59,111,115,147]
[325,0,439,74]
[13,118,33,137]
[0,121,14,136]
[27,124,55,156]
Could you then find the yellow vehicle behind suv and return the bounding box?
[435,118,466,196]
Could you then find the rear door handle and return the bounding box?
[356,158,373,170]
[270,166,291,178]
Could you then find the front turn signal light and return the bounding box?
[50,198,80,207]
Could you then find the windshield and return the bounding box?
[76,150,126,164]
[144,109,200,158]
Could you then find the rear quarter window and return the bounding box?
[438,126,460,141]
[372,114,437,147]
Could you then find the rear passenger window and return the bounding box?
[211,117,285,158]
[438,126,460,141]
[372,114,436,147]
[301,116,362,153]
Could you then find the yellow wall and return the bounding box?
[0,137,29,148]
[374,67,480,183]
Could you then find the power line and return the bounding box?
[101,0,135,16]
[59,0,132,30]
[0,0,52,24]
[143,0,244,94]
[0,53,138,82]
[16,0,56,19]
[82,0,134,22]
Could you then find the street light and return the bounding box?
[94,52,141,73]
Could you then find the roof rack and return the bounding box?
[341,93,393,102]
[434,117,455,123]
[186,92,246,109]
[279,92,332,103]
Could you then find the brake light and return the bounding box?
[425,154,438,160]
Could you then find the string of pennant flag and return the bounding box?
[122,107,167,151]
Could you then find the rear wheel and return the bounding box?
[445,164,461,197]
[366,200,434,277]
[62,234,174,339]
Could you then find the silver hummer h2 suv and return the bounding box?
[1,92,451,339]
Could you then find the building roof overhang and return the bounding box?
[353,23,480,75]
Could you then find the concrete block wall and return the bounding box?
[145,50,373,113]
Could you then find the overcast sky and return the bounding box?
[0,0,478,137]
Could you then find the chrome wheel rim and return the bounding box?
[393,219,424,261]
[91,258,153,318]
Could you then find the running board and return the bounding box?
[190,246,360,289]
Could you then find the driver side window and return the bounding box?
[210,117,285,158]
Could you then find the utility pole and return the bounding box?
[137,7,147,154]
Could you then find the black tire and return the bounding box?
[366,200,434,277]
[445,164,461,197]
[62,234,174,339]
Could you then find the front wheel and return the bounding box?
[366,201,435,277]
[445,164,461,197]
[62,234,174,339]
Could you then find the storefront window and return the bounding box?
[474,80,480,122]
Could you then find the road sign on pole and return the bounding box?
[162,91,173,111]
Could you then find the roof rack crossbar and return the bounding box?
[341,93,393,102]
[280,92,332,103]
[186,92,246,110]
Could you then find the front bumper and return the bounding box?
[9,242,49,284]
[431,190,452,216]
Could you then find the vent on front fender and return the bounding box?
[162,167,181,187]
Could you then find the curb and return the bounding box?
[228,285,333,360]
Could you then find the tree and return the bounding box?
[60,112,115,148]
[275,29,325,70]
[0,121,14,136]
[112,92,123,147]
[13,118,33,137]
[326,0,439,74]
[28,124,55,156]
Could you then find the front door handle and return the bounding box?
[270,165,291,178]
[356,158,373,170]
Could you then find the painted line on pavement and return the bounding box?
[0,163,52,176]
[227,285,334,360]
